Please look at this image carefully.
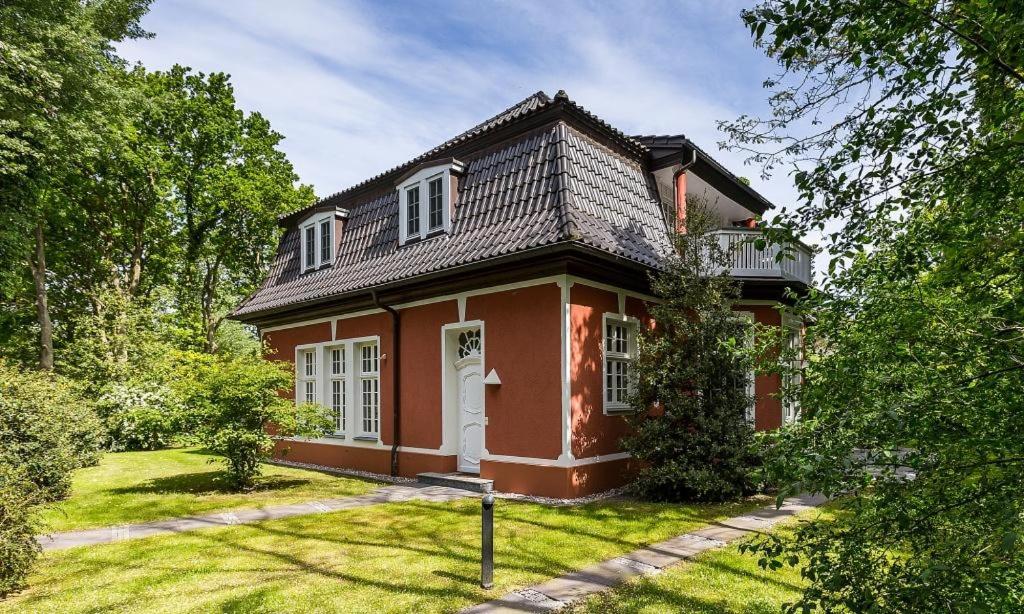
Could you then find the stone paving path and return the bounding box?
[38,484,474,552]
[461,493,827,613]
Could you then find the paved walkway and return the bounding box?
[38,484,474,552]
[462,493,827,613]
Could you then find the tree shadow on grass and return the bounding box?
[110,472,310,496]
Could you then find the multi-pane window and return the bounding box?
[734,312,756,424]
[329,347,345,435]
[304,226,316,269]
[604,319,634,412]
[298,349,317,404]
[428,177,443,230]
[295,339,383,440]
[358,343,380,437]
[782,325,803,424]
[397,163,458,245]
[406,186,420,238]
[300,213,334,272]
[319,219,332,264]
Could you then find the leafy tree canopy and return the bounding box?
[723,0,1024,610]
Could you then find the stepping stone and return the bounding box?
[461,589,562,613]
[645,534,724,560]
[690,523,754,543]
[533,558,645,602]
[620,545,687,569]
[610,556,660,575]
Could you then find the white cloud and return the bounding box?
[118,0,808,241]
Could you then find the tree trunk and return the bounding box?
[201,255,222,354]
[29,221,54,370]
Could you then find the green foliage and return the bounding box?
[95,383,181,451]
[0,360,103,595]
[148,66,315,353]
[177,352,332,490]
[724,0,1024,610]
[0,464,39,598]
[622,204,759,502]
[0,361,104,501]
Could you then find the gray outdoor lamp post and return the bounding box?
[481,493,494,589]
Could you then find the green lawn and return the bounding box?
[7,495,765,613]
[39,447,380,532]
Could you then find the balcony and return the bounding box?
[712,229,813,286]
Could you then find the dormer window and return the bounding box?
[300,211,337,272]
[396,159,463,245]
[406,185,420,237]
[428,177,443,231]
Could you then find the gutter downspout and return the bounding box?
[672,148,698,234]
[371,290,401,477]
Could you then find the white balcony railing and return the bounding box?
[712,229,813,286]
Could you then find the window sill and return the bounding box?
[603,405,634,416]
[353,435,379,442]
[301,263,332,274]
[399,229,448,247]
[324,434,346,440]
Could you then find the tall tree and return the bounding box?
[152,67,313,353]
[0,0,152,369]
[722,1,1024,610]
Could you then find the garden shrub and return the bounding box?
[95,383,181,451]
[621,204,760,502]
[0,360,102,596]
[0,360,104,501]
[178,351,332,489]
[0,464,39,598]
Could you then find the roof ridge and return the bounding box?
[296,91,554,215]
[552,122,577,241]
[280,90,649,224]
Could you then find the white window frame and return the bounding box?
[299,211,335,272]
[397,162,460,245]
[327,345,346,436]
[357,341,380,438]
[781,314,803,424]
[734,311,757,424]
[294,334,380,442]
[602,313,638,415]
[296,346,319,406]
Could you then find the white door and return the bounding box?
[456,355,484,473]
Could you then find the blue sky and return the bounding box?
[118,0,794,208]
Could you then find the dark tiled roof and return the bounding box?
[234,109,673,318]
[284,91,555,223]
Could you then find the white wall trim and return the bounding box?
[395,275,564,311]
[483,451,630,468]
[262,277,662,338]
[734,310,756,424]
[557,276,574,463]
[262,308,385,333]
[566,276,660,303]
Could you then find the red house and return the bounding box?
[232,91,810,498]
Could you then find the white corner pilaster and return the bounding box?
[557,276,575,463]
